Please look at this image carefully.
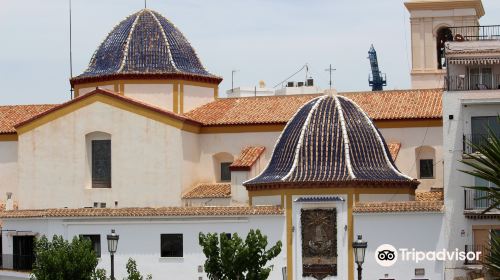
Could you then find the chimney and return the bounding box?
[6,192,13,211]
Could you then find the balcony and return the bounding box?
[464,189,493,211]
[463,133,500,154]
[464,244,487,265]
[0,254,34,271]
[449,25,500,41]
[446,74,500,91]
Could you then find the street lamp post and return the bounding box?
[107,229,119,280]
[352,235,367,280]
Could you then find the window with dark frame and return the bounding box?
[161,234,183,257]
[220,162,232,182]
[80,234,101,257]
[419,159,434,179]
[92,140,111,188]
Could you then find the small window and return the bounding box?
[161,234,183,257]
[92,140,111,188]
[220,162,232,182]
[419,159,434,179]
[80,235,101,257]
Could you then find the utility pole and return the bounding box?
[324,64,336,89]
[231,69,239,93]
[69,0,74,99]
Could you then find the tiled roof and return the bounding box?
[185,94,319,125]
[416,188,444,202]
[15,88,200,131]
[353,201,444,213]
[71,9,220,85]
[230,146,266,171]
[387,142,401,161]
[0,104,57,134]
[340,89,442,120]
[182,183,231,199]
[0,206,283,219]
[185,89,442,126]
[244,96,418,188]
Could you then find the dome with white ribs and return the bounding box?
[244,95,419,188]
[71,9,220,84]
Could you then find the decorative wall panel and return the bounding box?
[301,208,337,280]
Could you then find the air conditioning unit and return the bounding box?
[306,78,314,86]
[297,82,304,87]
[287,81,295,87]
[93,202,107,208]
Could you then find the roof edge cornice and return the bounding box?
[404,0,485,18]
[14,88,201,135]
[70,72,222,87]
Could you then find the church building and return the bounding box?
[0,0,498,279]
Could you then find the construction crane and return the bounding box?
[368,44,387,91]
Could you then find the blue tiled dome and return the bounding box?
[72,9,219,83]
[244,95,418,188]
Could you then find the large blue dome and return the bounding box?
[244,95,418,189]
[72,9,219,83]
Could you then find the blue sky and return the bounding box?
[0,0,499,105]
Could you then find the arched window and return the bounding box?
[212,152,234,182]
[436,27,453,69]
[86,132,112,188]
[415,146,436,179]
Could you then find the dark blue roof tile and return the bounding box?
[244,95,417,188]
[75,9,216,80]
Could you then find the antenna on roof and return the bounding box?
[324,64,336,89]
[144,0,147,9]
[273,63,309,88]
[69,0,74,99]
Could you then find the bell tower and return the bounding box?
[404,0,484,89]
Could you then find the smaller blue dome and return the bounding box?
[72,9,219,83]
[244,95,418,188]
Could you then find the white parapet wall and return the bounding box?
[354,212,445,280]
[2,215,286,280]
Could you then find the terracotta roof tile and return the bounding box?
[353,201,444,213]
[182,183,231,199]
[0,206,283,219]
[416,188,444,202]
[185,89,442,125]
[15,88,200,130]
[0,104,57,134]
[387,142,401,161]
[341,89,442,120]
[230,146,265,171]
[185,94,320,125]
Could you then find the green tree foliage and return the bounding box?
[30,235,101,280]
[460,117,500,274]
[460,122,500,213]
[199,229,282,280]
[123,258,152,280]
[485,232,500,274]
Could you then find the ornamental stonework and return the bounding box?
[301,208,337,280]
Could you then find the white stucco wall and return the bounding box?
[443,89,500,280]
[79,85,115,96]
[292,195,349,280]
[124,84,174,111]
[17,101,199,209]
[183,85,214,113]
[355,212,445,280]
[0,141,18,205]
[196,132,279,185]
[379,126,443,191]
[358,194,413,202]
[1,215,286,280]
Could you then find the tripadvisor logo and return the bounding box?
[375,244,481,267]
